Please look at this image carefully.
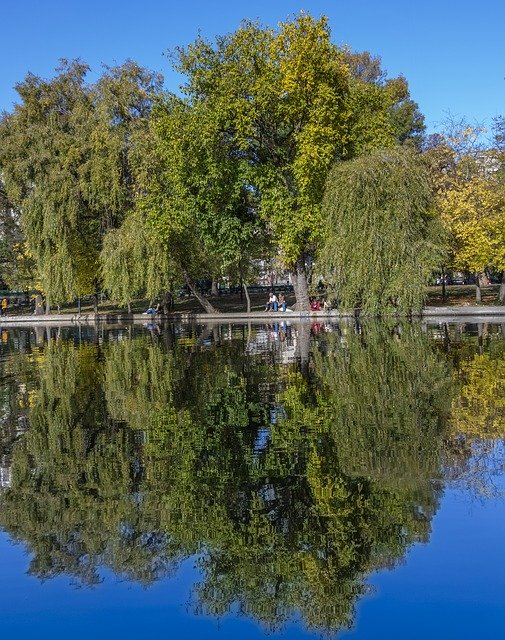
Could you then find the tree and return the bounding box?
[424,119,505,303]
[0,60,163,308]
[100,207,174,311]
[438,176,505,302]
[320,147,445,315]
[134,92,261,313]
[0,181,36,291]
[343,51,425,152]
[147,14,423,310]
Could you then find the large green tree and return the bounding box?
[142,14,423,310]
[0,60,163,308]
[0,181,36,291]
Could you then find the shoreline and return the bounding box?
[0,305,504,327]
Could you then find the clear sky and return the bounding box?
[1,0,504,134]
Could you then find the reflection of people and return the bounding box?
[278,293,287,312]
[265,292,278,311]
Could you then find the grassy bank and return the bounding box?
[3,284,502,317]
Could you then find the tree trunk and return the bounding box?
[45,299,50,315]
[291,256,310,310]
[93,294,98,315]
[211,278,219,297]
[296,322,311,379]
[478,323,484,355]
[499,271,505,304]
[34,294,44,316]
[441,265,446,300]
[475,273,482,303]
[183,270,218,314]
[243,282,251,313]
[127,301,131,314]
[162,290,174,315]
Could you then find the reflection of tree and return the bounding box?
[450,352,505,439]
[189,322,452,632]
[0,341,181,585]
[443,338,505,496]
[312,322,453,487]
[0,323,454,634]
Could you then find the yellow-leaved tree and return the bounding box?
[426,122,505,303]
[438,174,505,302]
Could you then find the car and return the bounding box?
[451,272,466,285]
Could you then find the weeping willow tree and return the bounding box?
[0,339,180,586]
[100,209,175,310]
[320,147,445,315]
[0,60,163,307]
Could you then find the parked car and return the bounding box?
[451,272,466,285]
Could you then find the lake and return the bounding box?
[0,319,504,639]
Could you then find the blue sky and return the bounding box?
[1,0,504,135]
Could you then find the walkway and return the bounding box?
[0,306,504,327]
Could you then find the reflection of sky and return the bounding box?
[1,482,505,639]
[253,427,270,453]
[341,485,505,639]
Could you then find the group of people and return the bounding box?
[265,292,287,312]
[310,297,333,311]
[265,292,334,313]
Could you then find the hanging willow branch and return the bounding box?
[320,147,446,316]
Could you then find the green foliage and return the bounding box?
[101,208,174,305]
[141,14,425,309]
[310,322,453,485]
[0,182,36,290]
[142,93,259,284]
[321,147,445,315]
[0,15,427,308]
[0,320,458,634]
[0,60,163,303]
[343,51,425,155]
[164,14,350,269]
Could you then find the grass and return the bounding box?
[425,284,501,306]
[3,284,502,317]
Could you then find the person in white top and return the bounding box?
[265,292,278,311]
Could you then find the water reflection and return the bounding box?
[0,320,504,635]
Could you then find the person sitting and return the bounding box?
[265,292,278,311]
[278,293,287,312]
[323,298,332,311]
[310,298,321,311]
[143,304,158,315]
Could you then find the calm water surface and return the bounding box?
[0,320,504,639]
